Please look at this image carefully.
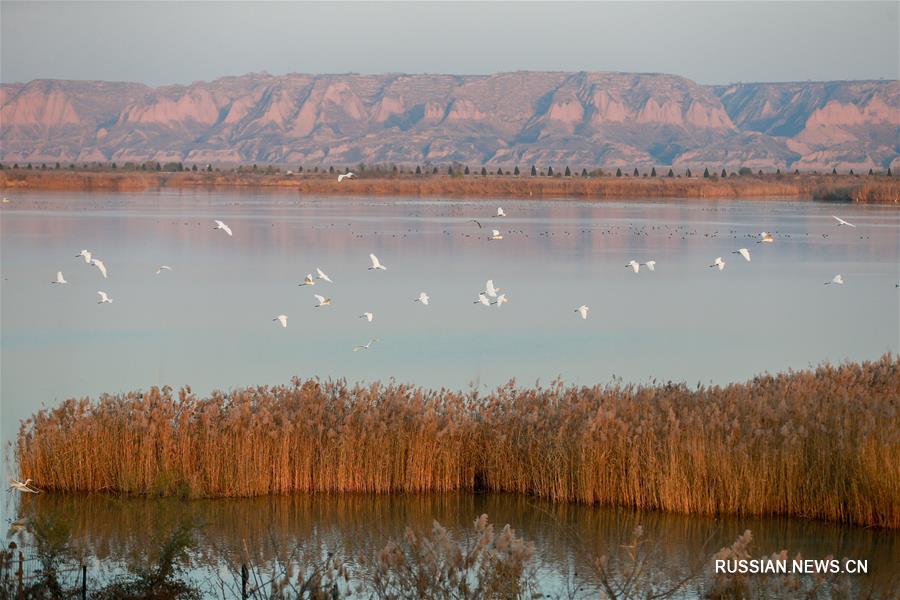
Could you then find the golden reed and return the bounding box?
[15,355,900,527]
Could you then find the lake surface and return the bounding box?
[1,190,898,593]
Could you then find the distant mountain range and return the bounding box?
[1,71,897,171]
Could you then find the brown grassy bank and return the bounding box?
[2,169,898,202]
[15,355,900,527]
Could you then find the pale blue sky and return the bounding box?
[2,1,898,86]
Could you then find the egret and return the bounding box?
[710,257,726,271]
[338,172,356,182]
[97,291,113,304]
[484,279,500,298]
[316,267,333,283]
[214,220,233,236]
[415,292,430,305]
[496,207,506,217]
[825,274,844,285]
[299,274,315,286]
[7,479,39,494]
[360,312,374,322]
[575,305,589,320]
[489,229,503,240]
[626,260,640,273]
[91,258,108,279]
[368,254,387,270]
[273,315,288,328]
[733,248,751,262]
[475,293,490,306]
[353,338,378,352]
[641,260,656,271]
[832,216,856,228]
[491,294,508,307]
[758,232,774,243]
[313,294,331,307]
[156,265,173,275]
[76,249,92,264]
[51,271,67,284]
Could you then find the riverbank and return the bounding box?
[15,355,900,527]
[2,169,898,202]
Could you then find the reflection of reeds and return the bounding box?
[2,170,898,202]
[15,355,900,526]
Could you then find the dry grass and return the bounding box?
[1,169,898,202]
[14,355,900,527]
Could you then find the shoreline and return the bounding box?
[2,169,898,203]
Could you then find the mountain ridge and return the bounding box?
[2,71,897,170]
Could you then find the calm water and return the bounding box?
[1,191,899,593]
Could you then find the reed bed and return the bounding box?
[2,169,898,202]
[15,355,900,527]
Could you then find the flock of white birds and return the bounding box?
[2,204,871,494]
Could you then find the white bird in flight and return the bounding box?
[832,216,856,228]
[368,254,387,270]
[353,338,378,352]
[299,274,315,286]
[483,279,501,298]
[97,291,113,304]
[359,312,374,322]
[496,207,506,217]
[710,257,726,271]
[7,478,40,494]
[825,274,845,285]
[475,293,490,306]
[758,232,774,243]
[313,294,331,307]
[415,292,430,305]
[575,305,589,320]
[156,265,173,275]
[489,229,503,240]
[338,172,356,182]
[214,220,233,236]
[76,249,92,264]
[51,271,67,284]
[626,260,641,273]
[91,258,108,279]
[316,267,333,283]
[733,248,751,262]
[273,314,288,328]
[642,260,656,271]
[491,293,508,307]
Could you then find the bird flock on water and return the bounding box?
[9,203,868,493]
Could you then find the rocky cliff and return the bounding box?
[2,71,897,170]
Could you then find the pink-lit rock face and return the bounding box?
[1,72,897,170]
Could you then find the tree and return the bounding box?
[481,167,487,176]
[393,165,399,174]
[415,165,422,175]
[832,167,837,175]
[41,163,47,170]
[794,169,800,175]
[547,166,554,176]
[685,168,692,177]
[868,168,874,176]
[497,167,503,175]
[432,166,438,175]
[721,169,727,178]
[738,167,752,176]
[191,164,198,172]
[616,167,622,177]
[650,167,657,177]
[207,164,213,172]
[758,170,763,176]
[513,165,520,176]
[448,165,453,175]
[849,169,854,175]
[564,166,571,176]
[110,162,116,169]
[464,166,470,175]
[667,168,674,177]
[703,168,710,178]
[530,165,537,176]
[156,162,162,171]
[70,164,76,170]
[13,163,18,169]
[776,169,781,175]
[297,166,303,173]
[581,168,588,177]
[55,162,61,169]
[27,163,33,169]
[328,165,334,174]
[888,167,892,176]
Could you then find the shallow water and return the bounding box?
[5,492,898,597]
[2,190,898,448]
[1,190,898,593]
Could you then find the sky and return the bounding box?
[1,1,898,87]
